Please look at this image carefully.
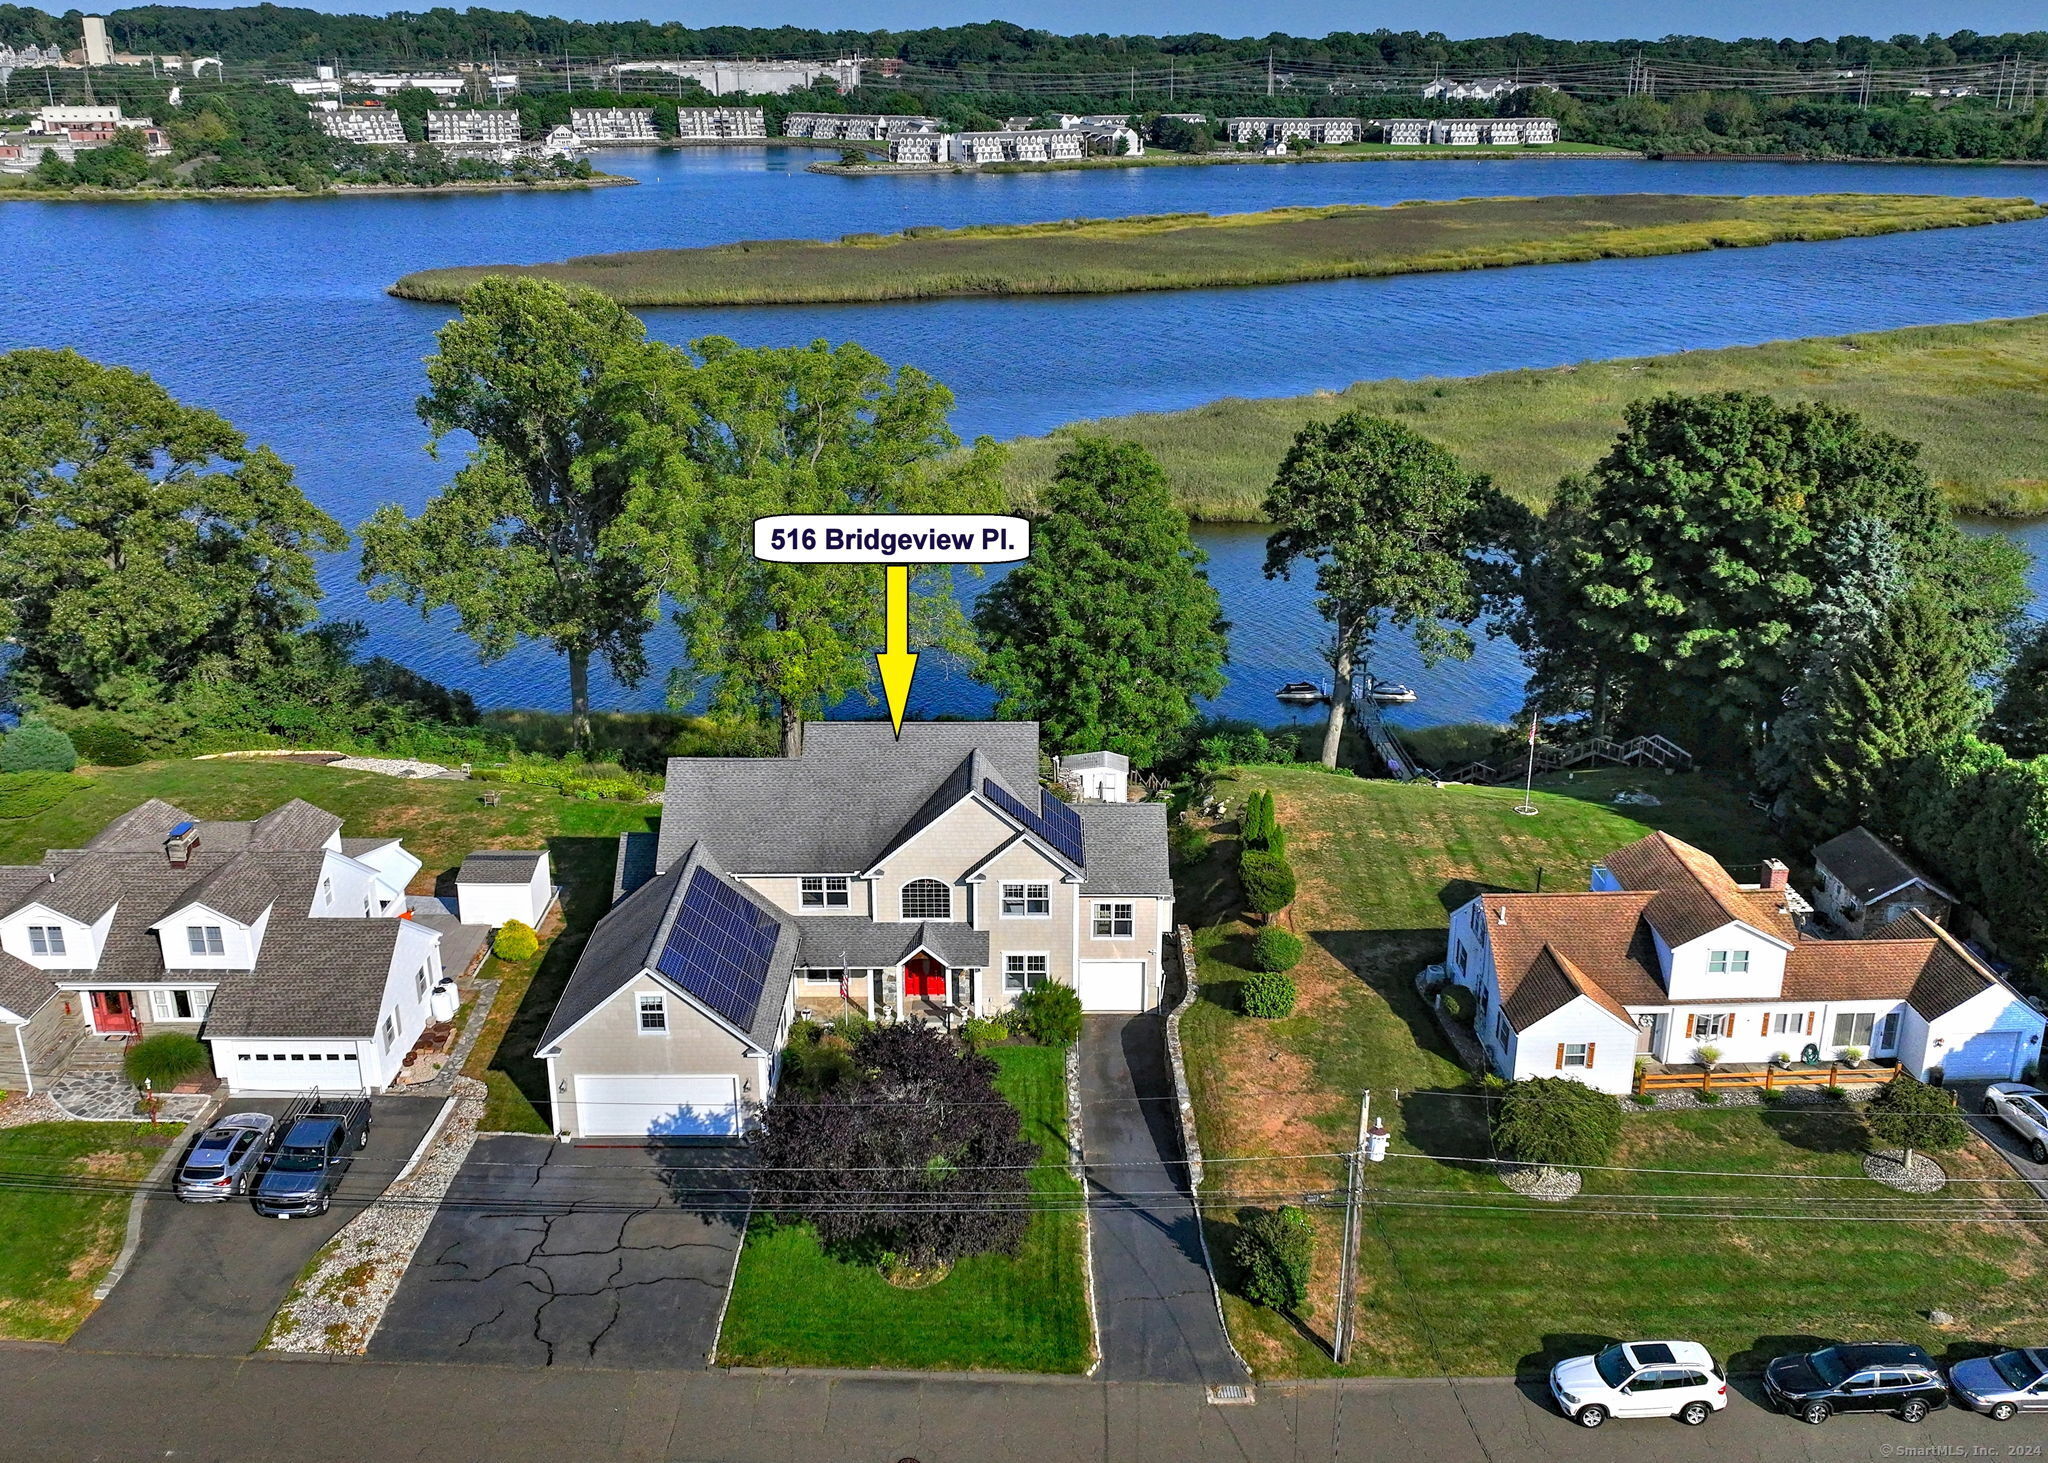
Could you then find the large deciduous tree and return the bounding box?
[0,348,345,707]
[755,1023,1037,1267]
[357,278,661,744]
[973,437,1226,768]
[1262,412,1499,769]
[611,336,1003,756]
[1988,623,2048,760]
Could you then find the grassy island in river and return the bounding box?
[1002,315,2048,521]
[389,191,2043,306]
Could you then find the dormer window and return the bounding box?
[27,925,65,956]
[901,880,950,920]
[1707,949,1750,975]
[801,876,849,908]
[186,925,225,957]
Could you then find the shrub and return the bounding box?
[492,919,540,961]
[1770,1050,1792,1066]
[961,1015,1010,1053]
[0,771,90,819]
[1013,982,1083,1046]
[1168,818,1207,866]
[1491,1075,1622,1169]
[1241,969,1298,1018]
[1865,1072,1970,1159]
[60,715,148,767]
[1629,1092,1657,1108]
[1697,1089,1724,1105]
[780,1028,857,1094]
[124,1032,208,1089]
[1239,851,1297,915]
[1694,1044,1722,1067]
[0,719,76,773]
[1839,1046,1864,1064]
[1436,984,1474,1023]
[1234,1205,1314,1311]
[1251,927,1304,973]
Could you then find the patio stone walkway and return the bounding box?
[49,1070,211,1124]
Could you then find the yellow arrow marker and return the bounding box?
[876,564,918,738]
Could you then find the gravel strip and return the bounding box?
[263,1076,487,1354]
[1864,1148,1949,1193]
[0,1092,70,1129]
[326,756,460,779]
[1501,1164,1582,1201]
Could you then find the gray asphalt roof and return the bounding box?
[613,830,660,901]
[539,841,797,1054]
[655,721,1042,876]
[1059,751,1128,771]
[200,920,411,1039]
[1815,825,1954,904]
[791,917,990,970]
[1076,802,1173,897]
[456,851,545,885]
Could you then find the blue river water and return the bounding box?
[4,146,2045,729]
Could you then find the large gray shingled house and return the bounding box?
[537,721,1171,1139]
[0,799,442,1096]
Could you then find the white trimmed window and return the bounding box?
[1706,949,1750,975]
[1004,954,1048,993]
[147,988,209,1021]
[1559,1042,1591,1068]
[1001,882,1050,917]
[1690,1012,1731,1040]
[801,876,849,908]
[1832,1010,1877,1049]
[1092,902,1134,939]
[901,880,951,920]
[26,925,64,956]
[1771,1011,1808,1035]
[637,993,668,1033]
[415,965,430,1000]
[381,1014,398,1051]
[186,925,225,957]
[801,968,846,987]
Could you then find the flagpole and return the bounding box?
[1517,715,1539,816]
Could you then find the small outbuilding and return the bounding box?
[1812,826,1955,938]
[456,850,554,929]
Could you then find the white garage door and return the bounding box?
[1943,1031,2024,1082]
[574,1075,740,1137]
[1075,960,1147,1013]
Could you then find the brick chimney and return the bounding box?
[1760,858,1789,891]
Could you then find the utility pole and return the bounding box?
[1267,49,1274,99]
[1333,1089,1389,1364]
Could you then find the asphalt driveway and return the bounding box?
[70,1094,446,1357]
[1078,1012,1247,1385]
[1952,1079,2048,1199]
[370,1136,750,1369]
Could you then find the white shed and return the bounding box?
[1056,751,1130,803]
[456,850,553,929]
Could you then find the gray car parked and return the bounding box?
[1980,1082,2048,1162]
[1949,1349,2048,1419]
[173,1112,276,1202]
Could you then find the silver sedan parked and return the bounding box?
[1979,1082,2048,1162]
[173,1112,275,1202]
[1949,1349,2048,1420]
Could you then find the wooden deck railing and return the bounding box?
[1635,1062,1899,1095]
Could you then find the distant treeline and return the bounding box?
[3,5,2047,71]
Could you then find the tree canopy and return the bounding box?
[1263,412,1499,768]
[1491,1075,1622,1169]
[973,437,1225,768]
[0,347,344,707]
[1988,623,2048,760]
[358,278,662,743]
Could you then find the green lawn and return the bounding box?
[716,1043,1091,1373]
[1179,765,2048,1377]
[0,757,658,1135]
[0,1123,175,1339]
[1003,313,2048,520]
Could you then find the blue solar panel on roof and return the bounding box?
[168,821,196,838]
[655,869,782,1032]
[982,779,1085,866]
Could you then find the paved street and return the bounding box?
[69,1095,446,1358]
[1078,1012,1247,1385]
[371,1136,749,1368]
[7,1345,2048,1463]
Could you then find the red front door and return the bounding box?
[904,954,948,1000]
[90,990,138,1035]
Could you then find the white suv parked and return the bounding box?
[1980,1083,2048,1163]
[1550,1340,1728,1427]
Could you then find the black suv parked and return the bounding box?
[1763,1343,1949,1425]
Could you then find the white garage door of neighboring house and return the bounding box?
[574,1074,740,1138]
[1075,960,1147,1013]
[1942,1031,2024,1082]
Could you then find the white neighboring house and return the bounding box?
[455,850,554,929]
[672,106,767,140]
[538,722,1172,1139]
[569,107,659,143]
[0,799,441,1096]
[1445,831,2045,1093]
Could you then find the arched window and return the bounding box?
[900,879,951,921]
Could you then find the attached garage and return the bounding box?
[1941,1031,2025,1082]
[573,1074,741,1138]
[1075,959,1148,1013]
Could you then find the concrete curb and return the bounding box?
[390,1095,458,1184]
[1068,1038,1103,1378]
[703,1181,754,1367]
[93,1113,208,1301]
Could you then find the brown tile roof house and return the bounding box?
[0,799,442,1097]
[1448,831,2043,1093]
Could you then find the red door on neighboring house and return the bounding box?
[89,990,138,1036]
[903,954,948,1000]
